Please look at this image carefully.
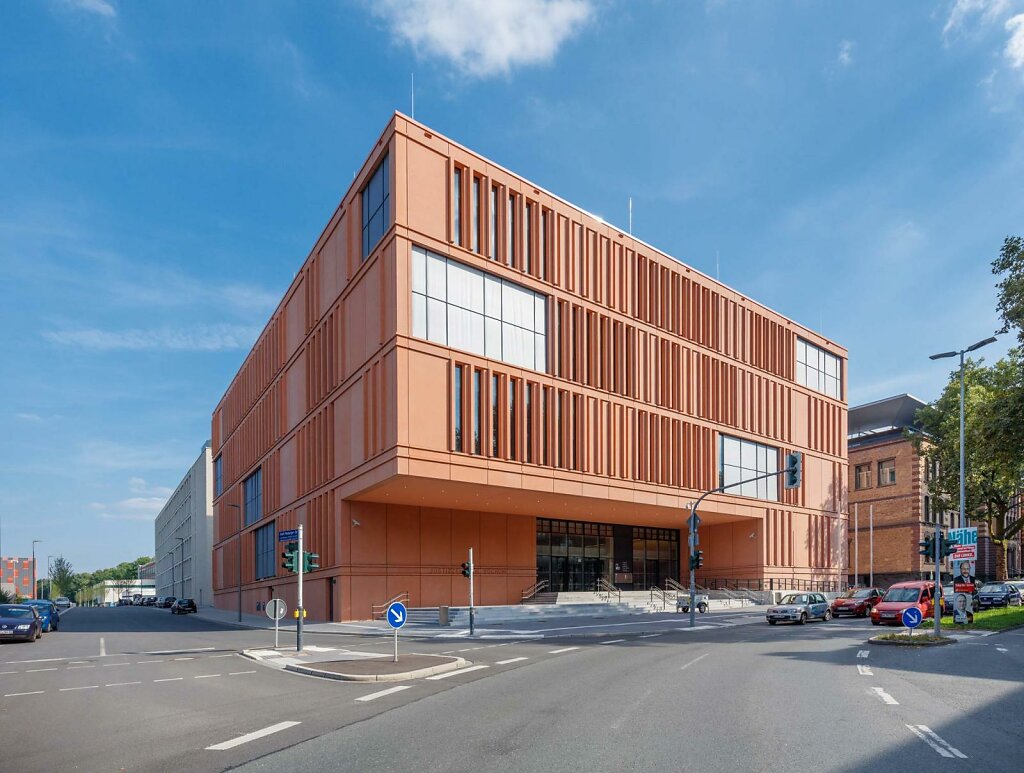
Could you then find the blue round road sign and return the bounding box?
[386,601,408,629]
[901,607,923,629]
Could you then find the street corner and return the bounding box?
[284,653,469,682]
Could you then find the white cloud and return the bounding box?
[62,0,117,18]
[94,496,166,522]
[837,40,855,67]
[372,0,594,78]
[129,477,174,498]
[15,412,43,422]
[1006,13,1024,67]
[943,0,1011,39]
[42,323,261,352]
[77,441,191,472]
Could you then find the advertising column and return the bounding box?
[949,527,979,625]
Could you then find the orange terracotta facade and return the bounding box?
[211,113,849,621]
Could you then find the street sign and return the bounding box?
[278,529,299,543]
[386,601,407,629]
[902,607,922,629]
[266,598,287,621]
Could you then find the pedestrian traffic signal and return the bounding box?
[918,535,935,558]
[303,552,320,572]
[461,561,471,578]
[939,534,959,559]
[784,452,802,490]
[281,541,298,573]
[689,550,704,570]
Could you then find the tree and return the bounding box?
[993,235,1024,344]
[50,556,75,599]
[914,353,1024,580]
[0,588,13,604]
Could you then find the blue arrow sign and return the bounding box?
[278,529,299,543]
[902,607,923,629]
[386,601,407,629]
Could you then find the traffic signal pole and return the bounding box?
[934,522,941,638]
[297,524,304,653]
[468,547,475,637]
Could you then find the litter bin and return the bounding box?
[438,606,450,626]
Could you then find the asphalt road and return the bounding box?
[2,606,1021,772]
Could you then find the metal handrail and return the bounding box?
[596,577,621,604]
[521,580,548,603]
[664,578,686,594]
[371,591,409,620]
[650,586,668,610]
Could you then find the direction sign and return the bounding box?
[386,601,407,629]
[266,598,287,621]
[278,529,299,543]
[902,607,923,629]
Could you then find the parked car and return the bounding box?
[170,598,197,615]
[830,587,884,618]
[22,600,59,632]
[977,583,1022,609]
[0,604,44,642]
[1005,581,1024,602]
[870,581,937,626]
[143,596,157,606]
[941,585,979,616]
[766,593,832,625]
[53,597,72,610]
[155,597,166,607]
[158,597,177,609]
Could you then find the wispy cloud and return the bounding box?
[15,412,43,422]
[77,441,193,472]
[837,40,855,68]
[43,323,261,352]
[89,496,166,522]
[61,0,117,19]
[129,477,175,498]
[943,0,1011,39]
[1006,14,1024,67]
[371,0,595,78]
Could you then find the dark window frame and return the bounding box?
[854,463,872,490]
[254,522,276,580]
[878,458,897,487]
[243,468,262,526]
[361,153,391,260]
[214,454,223,497]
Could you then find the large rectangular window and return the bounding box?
[507,193,517,267]
[243,468,262,526]
[854,463,872,490]
[214,455,223,497]
[524,201,533,273]
[473,369,482,455]
[472,176,481,253]
[509,379,518,461]
[796,338,841,399]
[719,435,778,501]
[361,153,390,260]
[411,246,548,372]
[492,375,500,456]
[254,522,275,580]
[878,458,896,486]
[490,185,499,260]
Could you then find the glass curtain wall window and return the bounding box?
[454,365,463,452]
[411,246,548,372]
[490,185,499,260]
[540,210,548,280]
[243,468,262,526]
[524,202,532,273]
[254,523,276,580]
[361,153,390,260]
[719,435,779,501]
[509,380,518,461]
[491,375,500,456]
[453,167,463,247]
[796,338,841,399]
[214,455,223,497]
[507,194,516,267]
[472,370,482,455]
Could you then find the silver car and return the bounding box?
[766,593,832,625]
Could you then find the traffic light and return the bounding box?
[281,541,298,573]
[784,452,802,490]
[918,535,935,558]
[689,550,704,570]
[303,551,320,573]
[461,561,471,578]
[939,534,959,559]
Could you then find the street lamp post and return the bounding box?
[47,555,53,601]
[175,536,186,598]
[31,540,42,599]
[226,504,242,622]
[929,335,998,530]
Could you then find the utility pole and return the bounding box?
[869,505,874,588]
[934,522,942,637]
[468,547,475,636]
[297,523,305,653]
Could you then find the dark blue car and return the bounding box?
[977,583,1022,609]
[23,600,60,632]
[0,604,43,642]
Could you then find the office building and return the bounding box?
[155,444,214,605]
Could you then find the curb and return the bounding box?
[869,635,957,647]
[283,656,469,682]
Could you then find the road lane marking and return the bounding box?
[869,687,899,705]
[205,721,302,751]
[675,626,715,631]
[209,654,236,659]
[857,665,873,676]
[146,647,216,655]
[26,668,57,673]
[103,663,130,667]
[99,638,105,657]
[857,650,870,658]
[135,660,165,664]
[60,685,99,692]
[495,657,528,665]
[425,665,489,680]
[639,633,662,638]
[174,657,196,661]
[355,685,412,702]
[0,671,17,675]
[195,674,222,679]
[679,653,708,671]
[67,666,95,669]
[154,678,184,683]
[996,647,1008,653]
[548,647,580,654]
[906,725,968,758]
[600,639,626,645]
[4,691,44,697]
[228,671,257,676]
[105,681,142,687]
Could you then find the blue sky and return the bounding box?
[2,0,1023,571]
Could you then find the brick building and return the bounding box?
[1,556,35,600]
[211,113,849,622]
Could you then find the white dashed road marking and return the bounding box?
[229,671,257,676]
[857,665,873,676]
[996,647,1008,653]
[639,633,662,638]
[548,647,580,654]
[4,691,44,697]
[154,678,184,683]
[869,687,899,705]
[600,639,626,645]
[355,685,412,702]
[195,674,222,679]
[906,725,968,758]
[60,685,99,691]
[26,668,57,673]
[679,653,708,671]
[857,650,870,658]
[495,657,528,665]
[205,721,302,751]
[105,681,141,687]
[425,665,490,681]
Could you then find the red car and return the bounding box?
[870,581,937,626]
[830,587,884,618]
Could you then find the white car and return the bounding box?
[53,597,72,610]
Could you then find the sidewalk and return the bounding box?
[241,643,467,681]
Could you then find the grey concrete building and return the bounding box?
[155,444,214,605]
